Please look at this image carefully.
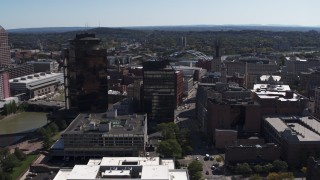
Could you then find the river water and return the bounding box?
[0,112,48,135]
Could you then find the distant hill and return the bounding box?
[124,25,320,32]
[7,27,94,33]
[7,25,320,34]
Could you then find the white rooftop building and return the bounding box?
[9,72,63,99]
[54,157,189,180]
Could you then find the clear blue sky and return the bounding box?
[1,0,319,29]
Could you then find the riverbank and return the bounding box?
[0,112,22,121]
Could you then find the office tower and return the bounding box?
[211,40,221,72]
[64,33,108,112]
[0,26,10,66]
[0,69,10,99]
[142,61,183,123]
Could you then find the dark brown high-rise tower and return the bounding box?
[64,33,108,112]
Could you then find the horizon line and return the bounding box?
[7,24,320,30]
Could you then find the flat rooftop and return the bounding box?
[9,72,63,84]
[67,165,100,179]
[54,157,187,180]
[252,83,305,101]
[100,157,160,166]
[64,113,146,135]
[264,116,320,142]
[141,165,169,179]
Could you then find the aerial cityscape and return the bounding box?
[1,0,320,180]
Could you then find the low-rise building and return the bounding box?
[55,111,148,157]
[9,72,63,99]
[54,157,189,180]
[225,143,280,164]
[5,64,34,79]
[285,57,320,74]
[28,59,59,73]
[263,115,320,167]
[252,83,308,115]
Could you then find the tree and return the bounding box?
[14,147,26,161]
[188,160,203,180]
[157,139,182,158]
[55,119,67,130]
[48,122,59,134]
[1,104,8,116]
[235,163,252,176]
[272,160,288,172]
[43,133,53,150]
[249,174,262,180]
[0,147,10,161]
[253,164,263,173]
[1,155,19,172]
[267,172,294,180]
[262,163,273,174]
[301,166,307,175]
[157,122,179,140]
[11,101,17,113]
[0,169,11,180]
[191,171,202,180]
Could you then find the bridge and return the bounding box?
[169,50,211,61]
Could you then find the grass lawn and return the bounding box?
[10,154,38,180]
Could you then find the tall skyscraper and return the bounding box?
[0,69,10,100]
[211,40,222,72]
[142,60,183,123]
[0,26,10,66]
[64,33,108,112]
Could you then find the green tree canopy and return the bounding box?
[272,160,288,172]
[235,163,252,176]
[157,139,182,158]
[14,147,26,161]
[188,160,203,180]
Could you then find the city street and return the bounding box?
[175,91,227,179]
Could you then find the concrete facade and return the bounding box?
[59,112,148,157]
[9,72,63,99]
